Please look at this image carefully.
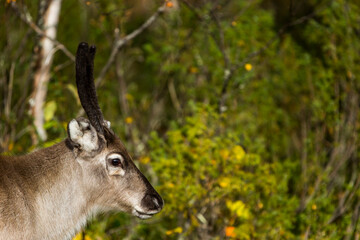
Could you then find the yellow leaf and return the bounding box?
[166,227,183,235]
[44,101,57,122]
[191,215,199,226]
[139,156,150,164]
[220,149,230,160]
[125,117,133,124]
[232,145,245,161]
[190,67,198,73]
[219,177,230,188]
[244,63,252,71]
[125,93,133,101]
[72,232,82,240]
[8,142,14,151]
[227,200,250,219]
[62,122,68,130]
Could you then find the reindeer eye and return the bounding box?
[111,158,121,167]
[107,154,126,176]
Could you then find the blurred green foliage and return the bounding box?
[1,0,360,239]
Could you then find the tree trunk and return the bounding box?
[30,0,62,143]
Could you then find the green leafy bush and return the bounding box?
[141,104,282,239]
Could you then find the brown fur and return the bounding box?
[0,130,163,240]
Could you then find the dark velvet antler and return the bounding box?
[76,42,105,135]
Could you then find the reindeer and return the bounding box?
[0,42,163,240]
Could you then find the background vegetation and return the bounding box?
[1,0,360,239]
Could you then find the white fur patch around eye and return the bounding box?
[69,119,99,152]
[107,153,125,176]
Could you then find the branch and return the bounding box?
[179,0,317,113]
[208,10,233,113]
[210,11,230,71]
[77,4,167,118]
[10,2,75,62]
[95,4,166,87]
[217,8,320,113]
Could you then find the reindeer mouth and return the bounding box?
[133,209,157,219]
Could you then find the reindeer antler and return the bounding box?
[76,42,105,135]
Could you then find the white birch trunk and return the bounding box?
[30,0,62,142]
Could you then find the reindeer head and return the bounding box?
[66,42,163,219]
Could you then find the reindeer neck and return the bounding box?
[0,141,98,240]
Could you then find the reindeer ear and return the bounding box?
[67,117,101,153]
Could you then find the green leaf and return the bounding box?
[44,100,57,122]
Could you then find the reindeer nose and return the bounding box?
[141,192,164,212]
